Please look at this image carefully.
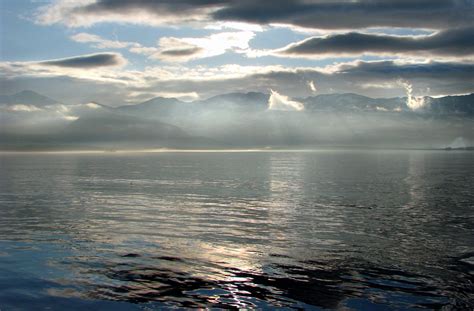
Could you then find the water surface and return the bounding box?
[0,150,473,309]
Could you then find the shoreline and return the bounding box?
[1,147,472,154]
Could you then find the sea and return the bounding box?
[0,150,473,310]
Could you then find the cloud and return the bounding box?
[85,102,101,109]
[308,80,317,93]
[35,0,474,30]
[70,33,164,60]
[213,0,474,30]
[39,53,127,68]
[128,46,160,56]
[151,31,255,62]
[147,61,474,98]
[331,60,474,81]
[0,53,134,99]
[205,21,264,32]
[2,60,474,106]
[4,104,42,112]
[274,27,474,60]
[63,115,79,121]
[160,47,203,57]
[152,37,204,62]
[70,30,255,63]
[35,0,218,27]
[70,32,137,49]
[398,80,426,110]
[268,89,304,111]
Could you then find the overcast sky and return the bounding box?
[1,0,473,106]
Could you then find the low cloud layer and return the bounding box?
[3,58,473,106]
[276,27,474,59]
[40,53,126,68]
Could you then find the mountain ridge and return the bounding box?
[0,90,59,107]
[2,89,473,116]
[1,89,473,150]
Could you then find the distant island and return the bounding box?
[443,146,474,151]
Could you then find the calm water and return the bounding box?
[0,150,473,310]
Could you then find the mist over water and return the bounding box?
[2,90,473,151]
[0,150,473,309]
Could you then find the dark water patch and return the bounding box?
[57,252,465,310]
[152,256,186,262]
[121,253,141,258]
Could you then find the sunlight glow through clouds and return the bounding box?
[152,31,255,62]
[70,30,256,63]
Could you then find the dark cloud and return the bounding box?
[40,53,126,68]
[77,0,226,15]
[160,46,203,57]
[331,60,474,82]
[278,27,474,58]
[39,0,474,30]
[213,0,474,30]
[61,0,228,26]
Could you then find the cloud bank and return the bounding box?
[275,27,474,60]
[36,0,474,30]
[2,59,474,106]
[39,53,126,68]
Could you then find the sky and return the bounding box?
[1,0,474,106]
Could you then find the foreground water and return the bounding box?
[0,150,473,310]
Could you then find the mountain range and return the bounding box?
[1,90,473,150]
[2,89,473,116]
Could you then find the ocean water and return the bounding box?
[0,150,473,310]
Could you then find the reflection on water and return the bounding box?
[0,151,473,309]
